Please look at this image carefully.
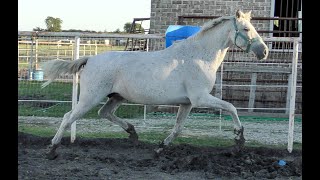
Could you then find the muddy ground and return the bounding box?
[18,131,302,180]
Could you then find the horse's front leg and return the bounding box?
[190,94,245,149]
[154,103,192,154]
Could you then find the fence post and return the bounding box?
[285,74,293,114]
[57,41,60,59]
[71,36,80,143]
[28,36,35,80]
[216,64,224,131]
[35,39,39,70]
[248,73,257,112]
[144,105,147,120]
[287,38,299,153]
[95,40,98,55]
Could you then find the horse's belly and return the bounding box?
[114,81,190,105]
[124,93,191,105]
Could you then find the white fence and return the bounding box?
[18,31,302,152]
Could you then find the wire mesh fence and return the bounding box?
[18,32,165,120]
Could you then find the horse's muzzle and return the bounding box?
[252,43,269,60]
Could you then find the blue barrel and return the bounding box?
[165,25,201,48]
[33,70,44,81]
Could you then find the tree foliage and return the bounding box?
[113,28,121,33]
[45,16,63,32]
[123,22,145,33]
[33,27,45,31]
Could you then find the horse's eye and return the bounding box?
[244,27,250,31]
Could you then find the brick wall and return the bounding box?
[150,0,272,35]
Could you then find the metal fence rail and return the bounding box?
[18,31,301,115]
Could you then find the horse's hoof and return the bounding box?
[154,147,163,154]
[129,133,139,145]
[153,147,164,159]
[234,126,245,151]
[153,141,165,158]
[234,126,244,136]
[126,123,139,145]
[46,151,58,160]
[46,144,59,160]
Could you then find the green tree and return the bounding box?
[113,28,121,33]
[123,22,132,33]
[123,22,144,33]
[33,27,45,31]
[45,16,63,32]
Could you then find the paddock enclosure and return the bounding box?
[18,21,302,180]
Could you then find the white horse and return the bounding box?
[42,10,268,159]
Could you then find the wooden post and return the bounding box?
[287,39,299,153]
[248,73,257,112]
[71,36,80,143]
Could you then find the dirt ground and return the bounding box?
[18,131,302,180]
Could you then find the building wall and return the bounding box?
[150,0,272,36]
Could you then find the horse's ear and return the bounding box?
[236,10,244,18]
[246,10,252,18]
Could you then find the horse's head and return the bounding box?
[230,10,269,60]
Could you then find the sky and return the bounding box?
[18,0,151,32]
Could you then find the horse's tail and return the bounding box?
[41,56,90,88]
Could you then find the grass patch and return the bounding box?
[18,103,144,118]
[18,80,144,118]
[18,80,73,101]
[18,125,60,137]
[18,124,301,150]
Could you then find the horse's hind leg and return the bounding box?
[98,94,138,143]
[155,104,192,153]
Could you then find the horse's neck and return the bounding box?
[179,20,233,69]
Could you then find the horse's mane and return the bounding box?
[170,12,251,46]
[189,13,251,41]
[184,15,234,42]
[200,12,251,33]
[200,15,234,33]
